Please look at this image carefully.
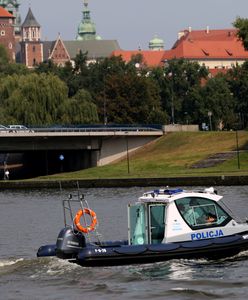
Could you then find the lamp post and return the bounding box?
[103,66,111,126]
[171,94,175,125]
[236,129,240,169]
[208,111,212,131]
[103,82,107,126]
[125,132,130,174]
[168,72,175,124]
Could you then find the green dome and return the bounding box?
[76,1,97,41]
[78,22,96,35]
[149,35,164,50]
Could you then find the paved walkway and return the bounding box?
[190,152,236,169]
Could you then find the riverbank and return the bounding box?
[1,174,248,189]
[2,132,248,188]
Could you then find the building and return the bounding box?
[149,35,164,51]
[1,1,248,71]
[111,49,165,68]
[0,0,21,40]
[20,7,43,68]
[164,27,248,71]
[0,6,15,61]
[17,1,119,67]
[42,0,119,66]
[112,27,248,73]
[76,0,102,41]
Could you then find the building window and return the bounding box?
[33,46,36,52]
[8,42,12,49]
[1,30,5,36]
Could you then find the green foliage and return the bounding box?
[201,76,235,129]
[96,71,167,124]
[0,72,99,125]
[233,17,248,50]
[61,89,99,124]
[1,44,247,129]
[226,61,248,128]
[0,45,28,76]
[0,44,9,64]
[149,59,208,124]
[0,73,68,125]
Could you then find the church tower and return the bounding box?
[0,6,15,61]
[76,0,101,41]
[0,0,21,40]
[20,7,43,67]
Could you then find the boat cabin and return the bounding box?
[128,188,234,245]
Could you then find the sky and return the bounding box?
[19,0,248,50]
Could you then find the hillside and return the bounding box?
[39,131,248,180]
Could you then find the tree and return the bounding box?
[0,73,69,125]
[149,59,208,124]
[0,45,29,76]
[97,72,167,124]
[61,89,99,124]
[226,61,248,128]
[233,17,248,50]
[201,76,235,130]
[0,44,9,64]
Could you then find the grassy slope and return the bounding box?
[37,131,248,180]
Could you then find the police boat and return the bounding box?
[37,187,248,266]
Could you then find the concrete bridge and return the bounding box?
[0,126,163,178]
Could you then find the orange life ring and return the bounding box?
[74,208,98,233]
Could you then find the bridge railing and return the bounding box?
[31,125,163,133]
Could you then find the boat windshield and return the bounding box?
[175,197,232,229]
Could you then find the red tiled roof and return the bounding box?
[111,50,165,67]
[163,29,248,60]
[0,6,14,18]
[111,28,248,70]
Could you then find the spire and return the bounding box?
[21,8,41,42]
[76,0,97,41]
[22,7,40,28]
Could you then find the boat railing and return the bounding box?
[62,193,102,244]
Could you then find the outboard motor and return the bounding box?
[56,226,86,259]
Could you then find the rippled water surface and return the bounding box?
[1,186,248,299]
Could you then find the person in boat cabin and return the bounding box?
[178,199,221,227]
[206,213,217,223]
[178,199,204,226]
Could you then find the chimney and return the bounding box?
[178,31,185,40]
[206,26,210,34]
[188,26,192,33]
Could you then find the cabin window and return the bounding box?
[175,197,231,229]
[128,203,147,245]
[149,204,166,244]
[128,203,167,245]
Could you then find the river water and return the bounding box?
[1,186,248,300]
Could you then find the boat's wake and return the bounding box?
[0,258,24,268]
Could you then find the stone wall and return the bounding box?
[162,124,199,132]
